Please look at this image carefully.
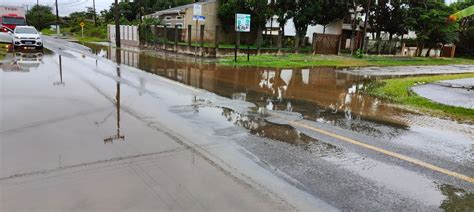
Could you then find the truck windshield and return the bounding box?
[15,28,37,34]
[2,17,26,25]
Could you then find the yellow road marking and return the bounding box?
[290,120,474,184]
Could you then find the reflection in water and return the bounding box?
[1,50,44,72]
[87,44,409,139]
[438,184,474,211]
[221,107,343,156]
[53,54,65,86]
[104,49,125,144]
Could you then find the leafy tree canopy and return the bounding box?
[26,5,56,30]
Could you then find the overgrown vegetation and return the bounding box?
[26,5,56,30]
[0,44,8,60]
[365,73,474,121]
[219,54,474,68]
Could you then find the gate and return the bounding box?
[312,33,341,55]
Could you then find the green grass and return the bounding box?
[219,54,474,68]
[0,43,8,60]
[366,73,474,121]
[41,27,106,43]
[76,36,107,43]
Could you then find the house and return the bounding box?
[265,11,366,50]
[144,0,219,42]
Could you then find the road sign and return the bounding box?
[235,13,250,32]
[192,15,206,21]
[80,21,85,37]
[193,4,202,16]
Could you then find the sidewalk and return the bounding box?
[341,65,474,76]
[412,78,474,109]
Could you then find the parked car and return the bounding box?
[0,25,13,44]
[12,26,43,49]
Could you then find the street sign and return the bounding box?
[192,15,206,21]
[235,13,251,32]
[80,21,85,37]
[193,4,202,16]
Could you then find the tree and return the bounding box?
[217,0,273,52]
[151,0,194,13]
[26,5,56,30]
[407,0,458,56]
[381,0,409,53]
[318,0,348,34]
[288,0,323,51]
[274,0,295,38]
[451,0,474,56]
[248,0,273,53]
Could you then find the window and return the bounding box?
[176,24,183,28]
[176,16,183,20]
[165,16,172,20]
[2,17,26,25]
[165,23,172,27]
[14,27,37,34]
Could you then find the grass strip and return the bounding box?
[219,54,474,68]
[366,73,474,121]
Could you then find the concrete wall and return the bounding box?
[108,25,139,47]
[268,18,343,43]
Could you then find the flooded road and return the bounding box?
[1,38,473,211]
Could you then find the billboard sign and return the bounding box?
[235,13,251,32]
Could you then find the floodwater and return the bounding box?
[85,43,473,166]
[2,42,473,211]
[87,44,412,138]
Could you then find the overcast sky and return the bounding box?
[0,0,115,16]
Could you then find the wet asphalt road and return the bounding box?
[1,37,473,211]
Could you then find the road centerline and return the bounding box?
[290,120,474,184]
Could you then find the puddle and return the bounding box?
[85,43,411,139]
[438,184,474,211]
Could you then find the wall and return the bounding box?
[183,1,219,42]
[108,25,139,47]
[269,19,343,43]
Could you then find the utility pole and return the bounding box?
[361,0,371,53]
[138,0,142,24]
[114,0,121,48]
[93,0,97,26]
[37,0,39,6]
[55,0,60,34]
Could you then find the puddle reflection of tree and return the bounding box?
[220,108,342,156]
[104,49,125,144]
[438,184,474,211]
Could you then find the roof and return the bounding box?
[145,0,216,17]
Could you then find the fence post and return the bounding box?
[312,33,317,54]
[153,25,159,50]
[200,24,205,57]
[188,25,192,52]
[215,25,220,57]
[163,25,168,50]
[174,25,179,52]
[337,35,342,56]
[235,31,240,62]
[277,29,282,55]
